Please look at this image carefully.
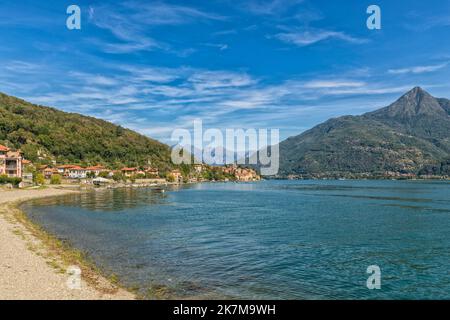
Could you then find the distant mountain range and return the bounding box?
[0,92,174,170]
[277,87,450,178]
[2,87,450,179]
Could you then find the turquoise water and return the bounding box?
[21,180,450,299]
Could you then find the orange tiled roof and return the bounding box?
[58,164,78,169]
[22,159,32,164]
[0,144,9,152]
[86,165,105,170]
[121,167,137,171]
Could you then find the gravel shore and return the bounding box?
[0,187,135,300]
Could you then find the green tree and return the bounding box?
[0,175,22,186]
[33,173,45,185]
[112,172,124,182]
[86,171,96,179]
[136,173,145,179]
[50,174,62,185]
[98,171,109,178]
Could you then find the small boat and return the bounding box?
[153,187,165,193]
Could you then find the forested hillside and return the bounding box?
[0,92,174,170]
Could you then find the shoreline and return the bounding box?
[0,187,136,300]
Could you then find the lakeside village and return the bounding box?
[0,144,260,189]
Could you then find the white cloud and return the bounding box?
[70,72,118,86]
[245,0,304,16]
[213,29,238,36]
[388,63,448,75]
[188,71,256,91]
[4,56,446,143]
[102,38,164,54]
[273,28,367,46]
[120,66,186,83]
[124,2,226,25]
[203,43,229,51]
[303,80,366,89]
[4,61,41,73]
[88,2,224,54]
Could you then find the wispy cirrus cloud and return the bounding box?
[403,10,450,31]
[244,0,304,16]
[124,1,226,25]
[3,60,42,73]
[202,43,229,51]
[303,80,366,89]
[242,1,365,48]
[88,1,225,54]
[213,29,238,36]
[2,57,447,144]
[388,62,448,75]
[273,27,367,47]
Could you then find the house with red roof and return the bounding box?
[57,164,78,177]
[86,165,107,177]
[121,167,137,177]
[68,166,88,179]
[0,144,23,177]
[43,167,59,179]
[145,167,159,177]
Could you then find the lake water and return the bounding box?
[21,180,450,299]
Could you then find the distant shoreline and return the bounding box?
[266,176,450,181]
[0,187,135,300]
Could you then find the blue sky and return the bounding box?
[0,0,449,144]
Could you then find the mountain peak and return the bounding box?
[369,87,446,120]
[403,86,429,99]
[279,88,450,178]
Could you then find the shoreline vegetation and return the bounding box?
[0,186,136,300]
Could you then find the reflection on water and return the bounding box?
[27,187,171,212]
[21,180,450,299]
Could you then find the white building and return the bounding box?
[68,166,88,179]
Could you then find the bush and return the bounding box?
[86,171,96,179]
[112,172,125,182]
[0,175,8,184]
[99,171,109,178]
[50,174,62,185]
[0,174,22,186]
[33,173,45,185]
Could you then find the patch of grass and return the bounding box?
[12,228,25,238]
[146,284,176,300]
[109,273,120,285]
